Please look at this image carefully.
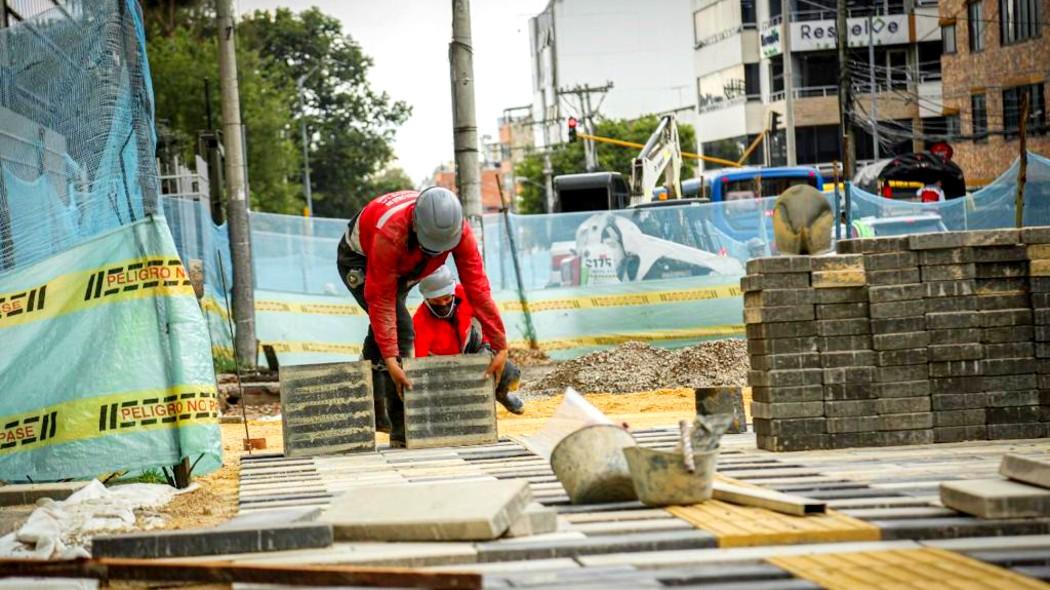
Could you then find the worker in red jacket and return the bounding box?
[337,188,508,447]
[413,266,525,415]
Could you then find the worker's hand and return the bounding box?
[385,357,412,398]
[484,349,508,383]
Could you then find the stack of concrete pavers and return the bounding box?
[743,256,824,451]
[1026,228,1050,427]
[968,229,1043,440]
[810,252,879,449]
[909,232,987,443]
[941,454,1050,519]
[844,237,932,447]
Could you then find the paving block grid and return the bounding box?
[279,361,375,458]
[744,227,1050,452]
[222,426,1050,587]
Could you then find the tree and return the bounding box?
[238,8,411,217]
[516,115,697,214]
[145,8,302,214]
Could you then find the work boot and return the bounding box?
[496,361,525,415]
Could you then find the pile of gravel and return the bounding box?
[525,339,749,395]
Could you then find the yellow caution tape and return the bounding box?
[0,256,195,330]
[0,384,219,456]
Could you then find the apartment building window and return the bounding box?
[942,23,957,53]
[741,0,756,27]
[694,1,745,47]
[971,94,988,141]
[1001,0,1041,44]
[968,1,984,52]
[698,65,750,110]
[1003,83,1047,137]
[770,57,784,95]
[768,0,781,21]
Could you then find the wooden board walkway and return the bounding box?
[230,427,1050,588]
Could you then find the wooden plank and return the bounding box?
[713,479,827,516]
[0,557,480,589]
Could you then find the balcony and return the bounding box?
[769,85,838,101]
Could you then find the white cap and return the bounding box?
[420,266,456,299]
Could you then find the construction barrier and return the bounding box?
[0,218,221,481]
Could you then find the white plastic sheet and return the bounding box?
[517,388,614,460]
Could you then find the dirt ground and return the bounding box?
[156,387,699,530]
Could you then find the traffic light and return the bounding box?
[567,117,578,143]
[769,111,781,135]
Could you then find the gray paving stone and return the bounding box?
[876,364,928,383]
[750,401,823,420]
[825,416,879,434]
[928,343,984,362]
[91,523,333,558]
[873,332,929,351]
[923,280,977,298]
[934,409,987,428]
[985,342,1035,359]
[919,248,975,265]
[740,273,811,292]
[986,390,1041,408]
[988,423,1047,440]
[818,334,873,351]
[823,382,877,401]
[878,429,934,446]
[838,236,910,254]
[870,316,924,335]
[921,263,976,282]
[749,353,822,371]
[982,325,1035,344]
[747,369,822,388]
[811,255,864,272]
[877,413,933,431]
[0,482,88,506]
[752,418,826,437]
[910,232,968,250]
[976,276,1030,294]
[824,400,877,417]
[1023,228,1050,245]
[964,548,1050,567]
[982,358,1038,376]
[987,406,1042,424]
[934,426,988,443]
[816,318,871,336]
[981,309,1034,327]
[929,360,982,378]
[978,293,1032,311]
[745,321,818,340]
[751,385,824,403]
[964,229,1021,246]
[924,295,978,313]
[1001,455,1050,490]
[927,328,983,344]
[504,503,558,538]
[744,288,816,308]
[475,530,717,562]
[746,257,812,275]
[941,479,1050,519]
[875,349,928,367]
[877,516,1050,540]
[403,355,498,449]
[923,534,1050,551]
[973,245,1029,262]
[842,507,958,520]
[321,479,530,541]
[815,302,869,320]
[930,377,983,394]
[877,397,931,415]
[822,366,876,384]
[931,393,988,411]
[747,337,819,356]
[976,262,1029,279]
[820,350,876,368]
[867,268,921,286]
[744,305,815,324]
[874,381,930,398]
[863,251,918,270]
[279,361,375,457]
[814,286,869,303]
[569,518,693,536]
[868,284,923,303]
[756,434,828,452]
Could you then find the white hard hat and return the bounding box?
[420,266,456,299]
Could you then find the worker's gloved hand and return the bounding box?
[385,357,413,398]
[484,348,508,383]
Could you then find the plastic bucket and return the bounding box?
[623,446,717,507]
[550,424,638,504]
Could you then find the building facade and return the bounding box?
[529,0,698,152]
[694,0,945,174]
[939,0,1047,184]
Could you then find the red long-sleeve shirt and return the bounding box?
[347,191,506,359]
[413,285,484,357]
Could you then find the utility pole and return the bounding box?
[216,0,256,368]
[904,0,923,152]
[867,14,879,159]
[836,0,855,179]
[296,68,319,217]
[1016,93,1029,228]
[450,0,483,227]
[836,0,855,235]
[557,82,613,172]
[781,0,797,165]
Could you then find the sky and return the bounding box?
[238,0,549,185]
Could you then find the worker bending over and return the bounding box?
[414,266,526,415]
[336,188,508,447]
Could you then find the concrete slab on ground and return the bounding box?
[1001,454,1050,489]
[403,355,498,449]
[941,479,1050,519]
[0,482,88,506]
[279,361,375,457]
[320,479,530,541]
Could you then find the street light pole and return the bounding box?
[296,65,320,217]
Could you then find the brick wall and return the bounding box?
[940,0,1050,184]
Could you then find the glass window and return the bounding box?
[1003,83,1047,137]
[971,94,988,141]
[968,1,984,51]
[1001,0,1041,44]
[741,0,756,26]
[942,24,957,54]
[744,63,761,99]
[770,56,784,94]
[768,0,781,21]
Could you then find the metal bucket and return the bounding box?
[550,424,638,504]
[623,446,717,507]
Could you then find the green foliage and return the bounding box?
[122,468,169,485]
[515,115,697,214]
[212,348,238,374]
[238,8,412,217]
[142,5,409,216]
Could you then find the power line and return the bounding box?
[793,0,1050,28]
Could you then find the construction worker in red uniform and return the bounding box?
[336,187,508,447]
[414,266,525,415]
